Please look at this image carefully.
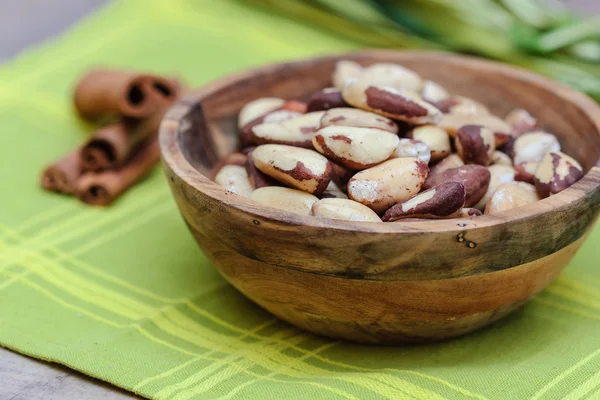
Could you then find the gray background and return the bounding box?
[0,0,597,399]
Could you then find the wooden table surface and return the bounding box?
[0,0,597,399]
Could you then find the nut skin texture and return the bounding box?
[240,109,303,146]
[244,149,280,189]
[421,80,449,104]
[209,152,247,181]
[438,113,513,147]
[485,182,539,214]
[435,96,489,116]
[505,108,538,136]
[409,125,451,162]
[307,88,347,112]
[429,154,465,177]
[313,126,400,170]
[475,165,516,210]
[252,144,332,195]
[342,79,442,125]
[460,208,483,217]
[332,60,363,89]
[238,97,285,129]
[513,131,561,164]
[382,182,465,221]
[491,150,513,166]
[311,198,381,222]
[250,187,318,216]
[423,165,491,207]
[319,108,398,133]
[347,157,429,213]
[214,165,254,198]
[514,161,537,184]
[391,139,431,164]
[454,125,495,166]
[251,111,325,148]
[534,151,583,198]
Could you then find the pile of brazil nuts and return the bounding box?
[211,60,584,222]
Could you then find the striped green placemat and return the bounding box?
[1,0,599,399]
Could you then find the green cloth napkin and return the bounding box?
[1,0,600,399]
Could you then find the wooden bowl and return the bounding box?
[160,51,600,344]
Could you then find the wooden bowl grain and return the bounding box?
[160,51,600,344]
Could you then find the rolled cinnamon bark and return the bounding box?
[73,70,181,121]
[76,138,160,206]
[40,148,83,194]
[80,107,167,171]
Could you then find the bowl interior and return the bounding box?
[178,52,600,179]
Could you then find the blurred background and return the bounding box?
[2,0,599,101]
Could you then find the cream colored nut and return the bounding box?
[513,131,561,164]
[214,165,253,198]
[423,165,490,207]
[421,80,449,103]
[319,108,398,133]
[435,96,490,116]
[332,60,363,89]
[252,144,332,195]
[251,111,325,148]
[505,108,538,136]
[313,126,400,170]
[485,182,539,214]
[244,149,279,189]
[514,161,537,184]
[429,154,465,177]
[240,108,304,146]
[409,125,451,162]
[438,113,513,147]
[320,181,348,199]
[209,152,247,181]
[307,88,347,112]
[491,150,513,166]
[311,198,380,222]
[454,125,495,166]
[475,165,516,210]
[391,139,431,164]
[459,208,483,217]
[359,63,424,93]
[347,158,428,213]
[382,182,465,221]
[342,79,442,125]
[238,97,285,128]
[534,151,583,198]
[250,187,318,215]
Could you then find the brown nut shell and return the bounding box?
[382,182,465,221]
[347,158,429,213]
[307,88,347,112]
[252,144,332,195]
[342,80,442,125]
[313,126,400,170]
[454,125,495,166]
[534,151,583,198]
[439,113,513,147]
[423,165,491,207]
[514,161,538,184]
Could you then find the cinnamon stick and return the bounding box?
[75,138,160,206]
[73,69,181,121]
[40,148,83,194]
[80,107,167,171]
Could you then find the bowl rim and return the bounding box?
[160,50,600,234]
